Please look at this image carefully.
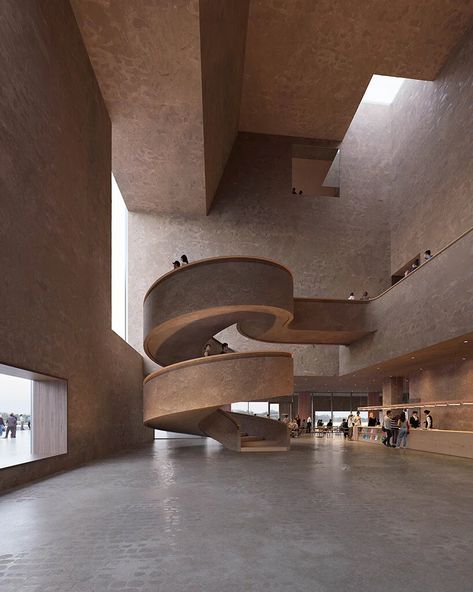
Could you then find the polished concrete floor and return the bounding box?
[1,437,473,592]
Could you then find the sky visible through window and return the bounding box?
[0,374,31,414]
[361,74,405,105]
[111,174,128,340]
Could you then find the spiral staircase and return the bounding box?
[143,257,373,451]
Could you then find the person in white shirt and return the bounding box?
[383,410,394,447]
[306,416,312,433]
[348,292,355,300]
[424,410,433,429]
[424,250,432,262]
[347,413,354,439]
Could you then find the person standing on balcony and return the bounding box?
[361,291,369,300]
[220,343,230,354]
[424,410,433,429]
[424,250,432,262]
[348,292,355,300]
[203,343,211,357]
[172,260,180,269]
[181,254,189,265]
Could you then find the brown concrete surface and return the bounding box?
[340,227,473,376]
[240,0,473,139]
[389,30,473,272]
[72,1,473,213]
[199,0,250,212]
[0,1,151,492]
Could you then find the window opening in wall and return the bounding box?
[231,401,269,416]
[391,253,420,285]
[0,364,67,470]
[292,144,340,198]
[111,174,128,341]
[361,74,405,105]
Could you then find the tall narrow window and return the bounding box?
[111,174,128,340]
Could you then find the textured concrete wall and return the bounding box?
[389,29,473,273]
[199,0,249,212]
[408,358,473,431]
[128,131,391,377]
[0,1,151,491]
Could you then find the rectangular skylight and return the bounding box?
[361,74,405,105]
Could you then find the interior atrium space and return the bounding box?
[1,1,473,591]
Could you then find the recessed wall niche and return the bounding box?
[291,143,340,198]
[0,363,67,470]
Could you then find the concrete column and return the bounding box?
[382,377,404,407]
[297,392,311,420]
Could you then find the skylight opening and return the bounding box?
[361,74,405,105]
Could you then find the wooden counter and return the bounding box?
[355,426,473,460]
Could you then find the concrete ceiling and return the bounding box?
[72,0,473,213]
[240,0,473,139]
[71,0,249,215]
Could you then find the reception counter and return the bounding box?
[355,426,473,460]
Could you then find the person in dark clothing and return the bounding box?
[368,412,377,427]
[172,260,180,269]
[5,413,17,439]
[340,419,349,438]
[292,187,297,195]
[220,343,230,354]
[424,410,433,429]
[181,254,189,264]
[409,411,420,429]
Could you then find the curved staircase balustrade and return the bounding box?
[143,256,373,451]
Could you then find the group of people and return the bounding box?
[404,250,433,277]
[348,249,434,300]
[291,187,304,196]
[0,413,30,438]
[381,409,433,448]
[339,411,363,439]
[203,342,231,356]
[282,414,313,436]
[348,291,369,301]
[172,254,189,269]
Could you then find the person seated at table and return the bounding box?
[317,419,324,428]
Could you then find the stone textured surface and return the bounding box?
[199,0,250,212]
[340,228,473,376]
[409,358,473,430]
[144,353,293,433]
[128,132,391,379]
[0,0,151,492]
[71,0,207,214]
[240,0,473,138]
[2,438,473,591]
[389,28,473,272]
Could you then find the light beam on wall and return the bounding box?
[361,74,405,105]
